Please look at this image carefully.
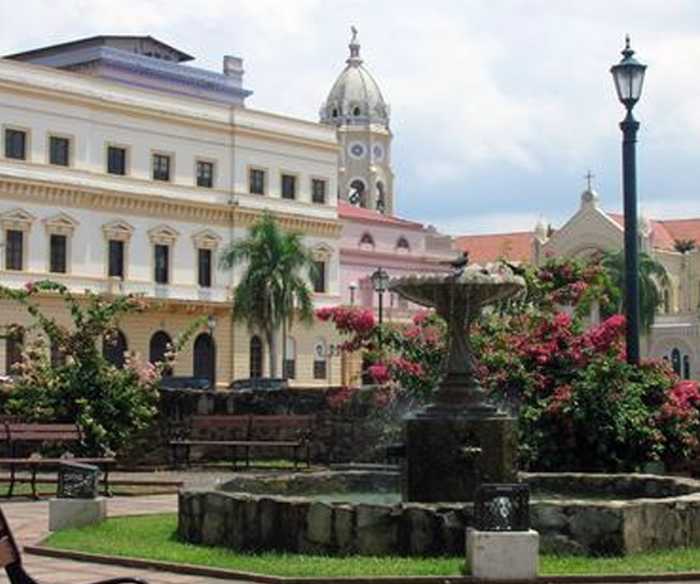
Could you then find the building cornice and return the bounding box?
[0,175,341,238]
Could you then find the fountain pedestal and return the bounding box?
[391,265,524,503]
[403,412,516,503]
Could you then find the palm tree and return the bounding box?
[601,249,670,331]
[219,212,316,378]
[674,238,696,254]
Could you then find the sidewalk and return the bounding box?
[0,495,244,583]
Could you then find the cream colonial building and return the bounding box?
[456,185,700,380]
[0,36,343,387]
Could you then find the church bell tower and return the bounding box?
[320,28,395,215]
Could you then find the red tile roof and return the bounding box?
[608,213,677,251]
[454,232,534,263]
[658,218,700,248]
[338,201,425,230]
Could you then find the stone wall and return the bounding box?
[178,472,700,557]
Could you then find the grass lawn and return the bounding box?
[43,514,700,578]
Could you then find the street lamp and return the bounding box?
[611,35,647,366]
[370,267,390,325]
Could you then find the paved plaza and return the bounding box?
[0,494,246,584]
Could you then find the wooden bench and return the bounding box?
[0,504,148,584]
[0,423,114,499]
[170,414,314,469]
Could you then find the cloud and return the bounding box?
[0,0,698,234]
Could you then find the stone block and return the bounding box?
[306,502,333,544]
[356,505,397,555]
[466,528,539,581]
[49,497,106,532]
[334,505,355,552]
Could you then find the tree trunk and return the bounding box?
[266,329,278,378]
[281,318,287,380]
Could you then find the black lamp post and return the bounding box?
[611,35,647,366]
[370,267,390,325]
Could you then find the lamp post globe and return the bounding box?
[370,267,390,326]
[610,36,646,366]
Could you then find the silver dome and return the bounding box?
[320,29,390,128]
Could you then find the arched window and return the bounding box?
[313,339,327,380]
[353,106,361,116]
[376,181,386,213]
[359,232,375,250]
[250,336,263,379]
[284,337,296,380]
[683,355,691,380]
[349,180,366,208]
[396,237,410,253]
[671,348,682,376]
[193,333,216,388]
[332,108,338,118]
[663,289,671,314]
[149,331,173,376]
[103,329,128,368]
[5,328,23,375]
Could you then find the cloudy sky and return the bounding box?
[1,0,699,235]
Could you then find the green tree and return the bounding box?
[601,249,670,331]
[219,212,316,378]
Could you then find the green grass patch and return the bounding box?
[43,514,700,577]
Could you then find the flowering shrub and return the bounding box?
[0,281,200,455]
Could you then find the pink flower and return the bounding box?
[368,363,391,385]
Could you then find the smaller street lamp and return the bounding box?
[370,267,390,325]
[349,281,357,306]
[207,314,217,336]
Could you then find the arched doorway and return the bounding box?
[250,336,263,379]
[193,333,216,388]
[103,329,128,368]
[149,331,173,376]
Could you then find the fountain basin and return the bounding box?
[178,469,700,557]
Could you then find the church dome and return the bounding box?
[320,28,390,128]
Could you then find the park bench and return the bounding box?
[0,423,115,499]
[170,414,314,469]
[0,504,148,584]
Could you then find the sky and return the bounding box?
[1,0,699,235]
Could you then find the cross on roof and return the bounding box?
[584,170,595,191]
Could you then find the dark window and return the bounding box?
[107,146,126,175]
[193,333,216,387]
[249,168,265,195]
[281,174,296,199]
[198,248,212,288]
[196,161,214,188]
[5,329,23,375]
[250,336,263,378]
[154,244,169,284]
[5,129,26,160]
[313,359,327,380]
[671,348,682,376]
[108,240,125,278]
[5,230,23,271]
[49,136,70,166]
[311,260,326,293]
[283,359,296,379]
[149,331,173,376]
[312,179,326,204]
[683,355,691,380]
[360,233,374,247]
[103,329,127,368]
[49,234,67,273]
[353,106,361,116]
[152,154,171,181]
[397,237,410,251]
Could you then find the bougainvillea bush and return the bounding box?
[319,256,700,472]
[0,281,199,454]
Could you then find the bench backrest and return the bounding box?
[191,415,251,440]
[6,423,80,443]
[249,415,315,441]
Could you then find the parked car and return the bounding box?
[159,376,212,391]
[229,377,288,392]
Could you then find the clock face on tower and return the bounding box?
[348,142,366,159]
[372,144,384,161]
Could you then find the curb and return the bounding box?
[23,543,700,584]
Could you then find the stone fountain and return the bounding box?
[390,263,525,502]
